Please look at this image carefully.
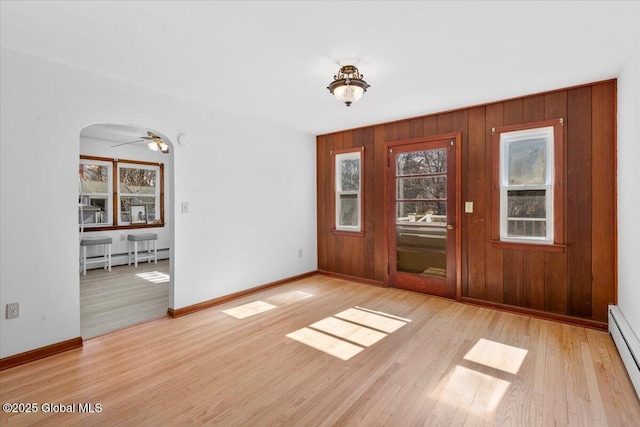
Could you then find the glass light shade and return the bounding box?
[332,84,365,105]
[148,141,159,151]
[159,142,169,151]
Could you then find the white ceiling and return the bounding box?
[1,1,638,136]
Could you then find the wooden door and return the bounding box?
[387,137,458,299]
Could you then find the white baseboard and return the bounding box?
[609,305,640,398]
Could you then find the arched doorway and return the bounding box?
[78,123,174,339]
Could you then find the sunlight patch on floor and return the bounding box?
[286,327,364,360]
[463,338,528,375]
[223,301,277,319]
[430,365,511,416]
[135,271,170,284]
[287,306,409,360]
[309,317,387,347]
[334,307,408,333]
[222,290,313,320]
[266,291,313,305]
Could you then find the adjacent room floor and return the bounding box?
[80,259,170,339]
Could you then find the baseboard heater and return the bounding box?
[609,305,640,398]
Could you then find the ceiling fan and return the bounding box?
[110,131,169,153]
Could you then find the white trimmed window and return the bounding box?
[492,118,564,248]
[500,126,554,243]
[334,148,363,232]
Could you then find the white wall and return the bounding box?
[617,53,640,336]
[79,136,173,264]
[0,48,317,358]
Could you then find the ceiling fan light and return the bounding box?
[148,141,159,151]
[159,141,169,152]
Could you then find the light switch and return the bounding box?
[181,202,189,214]
[465,202,474,213]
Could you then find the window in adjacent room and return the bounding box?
[333,147,364,232]
[79,155,164,229]
[492,119,564,248]
[118,163,160,225]
[79,159,113,226]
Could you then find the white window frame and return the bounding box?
[499,126,555,244]
[334,150,363,232]
[79,159,113,227]
[117,163,161,225]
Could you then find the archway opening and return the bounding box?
[78,123,174,339]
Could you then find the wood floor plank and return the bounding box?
[1,275,639,426]
[80,260,170,339]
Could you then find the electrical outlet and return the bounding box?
[6,302,19,319]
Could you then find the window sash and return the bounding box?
[117,163,160,225]
[500,185,553,243]
[79,159,113,226]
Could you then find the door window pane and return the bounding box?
[396,201,446,224]
[396,226,446,251]
[396,176,446,200]
[397,149,447,176]
[397,250,446,276]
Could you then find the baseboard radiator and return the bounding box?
[609,305,640,398]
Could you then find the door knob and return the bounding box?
[446,224,454,230]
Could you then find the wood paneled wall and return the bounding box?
[317,80,616,324]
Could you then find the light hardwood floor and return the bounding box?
[1,275,639,426]
[80,260,170,339]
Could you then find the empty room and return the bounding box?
[1,1,639,425]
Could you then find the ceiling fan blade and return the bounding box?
[110,139,143,148]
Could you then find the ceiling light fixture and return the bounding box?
[144,132,169,153]
[110,130,169,153]
[327,65,370,107]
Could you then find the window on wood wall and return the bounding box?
[492,119,564,250]
[79,155,164,230]
[332,147,364,233]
